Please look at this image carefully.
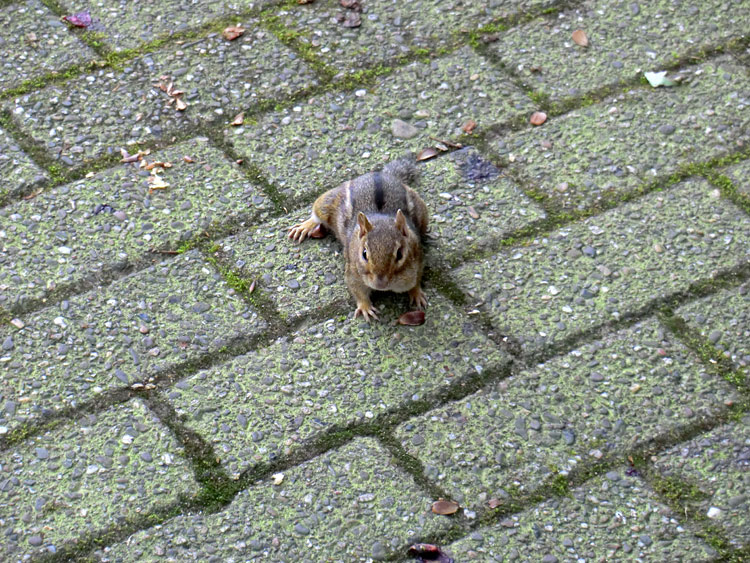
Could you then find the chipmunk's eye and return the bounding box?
[362,248,368,262]
[396,247,403,262]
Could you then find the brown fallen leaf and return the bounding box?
[248,279,257,294]
[487,498,502,509]
[23,189,43,200]
[398,310,426,326]
[148,174,169,191]
[231,112,245,126]
[431,499,459,515]
[175,97,188,111]
[429,136,463,149]
[309,223,327,238]
[572,29,589,47]
[461,119,477,134]
[530,111,547,126]
[407,544,454,563]
[223,25,246,41]
[416,147,440,162]
[144,160,172,171]
[467,205,479,219]
[340,0,361,9]
[183,155,195,163]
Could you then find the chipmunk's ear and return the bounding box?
[357,212,372,238]
[395,209,408,237]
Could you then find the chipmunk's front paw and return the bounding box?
[408,287,428,310]
[354,302,379,322]
[287,218,319,243]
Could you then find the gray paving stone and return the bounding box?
[217,209,350,322]
[167,290,508,477]
[488,0,749,103]
[446,468,715,561]
[420,147,545,262]
[0,250,266,433]
[57,0,275,52]
[0,125,48,201]
[722,158,750,197]
[453,177,750,355]
[653,415,750,549]
[494,57,750,210]
[0,1,97,93]
[0,398,198,561]
[277,0,561,75]
[677,283,750,373]
[396,318,737,511]
[97,438,449,561]
[5,27,319,168]
[0,137,271,309]
[227,46,533,201]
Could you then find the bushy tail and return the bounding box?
[383,154,419,185]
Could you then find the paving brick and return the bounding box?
[0,1,97,93]
[4,27,319,168]
[0,125,48,201]
[453,177,750,355]
[275,0,561,75]
[653,415,750,549]
[677,283,750,373]
[488,0,749,103]
[227,46,533,201]
[493,57,750,210]
[446,468,715,561]
[97,438,450,561]
[0,137,272,309]
[722,158,750,197]
[0,250,266,434]
[57,0,276,52]
[0,398,198,561]
[166,290,508,477]
[395,318,736,511]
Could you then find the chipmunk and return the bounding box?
[288,156,428,321]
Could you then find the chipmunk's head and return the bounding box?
[354,210,420,293]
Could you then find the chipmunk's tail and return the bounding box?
[382,154,419,185]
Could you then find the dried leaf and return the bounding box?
[467,206,479,219]
[222,25,246,41]
[340,0,361,9]
[571,29,589,47]
[407,544,454,563]
[416,147,440,162]
[487,498,502,508]
[431,499,459,515]
[62,11,92,28]
[23,189,43,200]
[272,472,284,485]
[644,70,676,88]
[175,97,188,111]
[398,310,426,326]
[309,223,327,239]
[148,174,169,190]
[120,148,146,163]
[183,155,195,163]
[530,111,547,126]
[248,280,257,294]
[144,161,172,171]
[153,82,169,92]
[461,119,477,134]
[231,112,245,126]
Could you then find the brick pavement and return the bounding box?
[1,0,749,561]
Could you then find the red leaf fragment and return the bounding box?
[431,499,459,515]
[416,147,439,161]
[309,223,327,238]
[530,111,547,126]
[407,544,454,563]
[222,26,246,41]
[461,119,477,134]
[487,498,502,508]
[62,11,92,28]
[398,310,425,326]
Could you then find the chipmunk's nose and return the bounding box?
[374,275,390,290]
